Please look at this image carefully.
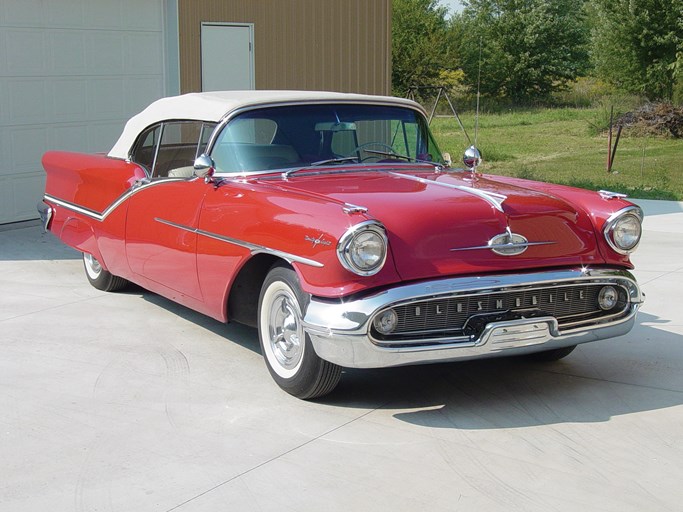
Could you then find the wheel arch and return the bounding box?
[60,216,107,269]
[226,254,294,327]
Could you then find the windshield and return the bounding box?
[210,103,443,174]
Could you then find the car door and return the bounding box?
[125,120,215,300]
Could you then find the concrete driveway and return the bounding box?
[1,199,682,512]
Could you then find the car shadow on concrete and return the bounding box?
[132,290,683,430]
[0,228,80,261]
[139,288,263,356]
[333,348,682,430]
[322,311,683,428]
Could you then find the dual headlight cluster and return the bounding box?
[337,221,388,276]
[603,206,643,255]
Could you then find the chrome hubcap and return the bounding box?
[84,253,102,278]
[267,289,304,371]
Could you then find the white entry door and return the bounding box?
[201,23,254,91]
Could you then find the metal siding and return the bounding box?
[178,0,391,95]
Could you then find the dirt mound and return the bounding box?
[617,103,683,138]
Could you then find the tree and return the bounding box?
[589,0,683,101]
[392,0,451,96]
[451,0,590,102]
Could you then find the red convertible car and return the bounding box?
[39,91,644,398]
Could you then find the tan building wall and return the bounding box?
[178,0,391,95]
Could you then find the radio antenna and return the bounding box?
[474,37,482,147]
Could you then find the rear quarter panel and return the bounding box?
[43,151,145,274]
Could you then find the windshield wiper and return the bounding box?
[281,151,435,180]
[309,156,359,166]
[363,149,436,164]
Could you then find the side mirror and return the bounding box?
[194,154,215,183]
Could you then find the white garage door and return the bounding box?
[0,0,167,224]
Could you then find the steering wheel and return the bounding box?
[346,142,396,162]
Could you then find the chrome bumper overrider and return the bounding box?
[303,268,643,368]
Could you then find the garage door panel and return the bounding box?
[7,80,47,123]
[0,129,11,175]
[87,79,126,119]
[87,122,129,153]
[0,173,45,223]
[125,78,165,114]
[52,79,88,121]
[49,31,86,73]
[85,2,123,29]
[122,0,163,31]
[6,29,47,75]
[125,32,163,75]
[85,32,125,74]
[2,0,45,26]
[45,0,85,27]
[0,0,166,224]
[52,124,89,154]
[10,127,47,172]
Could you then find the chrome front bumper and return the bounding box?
[303,268,643,368]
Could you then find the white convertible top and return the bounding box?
[108,90,423,160]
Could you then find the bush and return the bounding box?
[587,96,643,136]
[553,77,618,107]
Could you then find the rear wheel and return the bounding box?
[258,265,341,399]
[83,253,128,292]
[525,345,577,362]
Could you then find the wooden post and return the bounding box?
[606,106,613,172]
[609,125,623,173]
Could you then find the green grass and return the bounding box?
[430,108,683,201]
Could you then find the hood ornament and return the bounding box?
[463,146,482,170]
[463,145,482,182]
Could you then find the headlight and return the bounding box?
[337,221,388,276]
[603,207,643,254]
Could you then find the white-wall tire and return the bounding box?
[258,265,341,399]
[83,253,128,292]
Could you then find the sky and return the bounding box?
[438,0,465,16]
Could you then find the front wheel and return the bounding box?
[258,265,341,399]
[83,253,128,292]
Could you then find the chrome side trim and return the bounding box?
[44,194,106,221]
[154,217,324,268]
[388,171,507,212]
[451,240,555,252]
[43,178,188,222]
[451,227,555,254]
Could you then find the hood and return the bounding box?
[257,167,603,281]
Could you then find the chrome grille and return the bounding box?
[371,282,628,342]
